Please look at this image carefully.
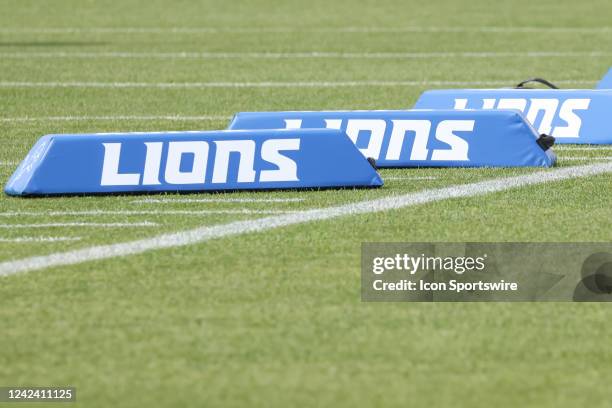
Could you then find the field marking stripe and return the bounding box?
[0,116,229,123]
[556,146,612,151]
[1,51,611,59]
[0,80,594,89]
[132,197,304,203]
[3,26,612,34]
[0,222,158,228]
[559,156,612,161]
[0,236,82,243]
[0,210,294,216]
[384,176,439,180]
[1,162,611,277]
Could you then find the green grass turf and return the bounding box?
[1,0,612,406]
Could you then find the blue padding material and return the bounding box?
[228,110,555,167]
[596,67,612,89]
[414,89,612,144]
[5,129,382,196]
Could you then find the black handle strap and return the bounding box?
[515,78,559,89]
[366,157,377,170]
[536,134,555,151]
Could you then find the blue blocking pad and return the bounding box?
[228,110,555,167]
[596,67,612,89]
[5,129,383,196]
[414,89,612,144]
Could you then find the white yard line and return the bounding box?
[2,26,612,34]
[0,80,593,89]
[0,236,82,243]
[0,115,229,123]
[0,51,610,59]
[555,146,612,151]
[384,176,439,180]
[0,222,158,228]
[559,156,612,161]
[0,161,18,166]
[132,197,304,204]
[0,210,294,216]
[1,161,611,277]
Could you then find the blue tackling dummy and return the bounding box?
[228,110,556,167]
[415,68,612,144]
[5,129,383,196]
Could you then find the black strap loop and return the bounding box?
[515,78,559,89]
[366,157,378,170]
[536,134,555,151]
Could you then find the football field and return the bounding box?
[1,0,612,406]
